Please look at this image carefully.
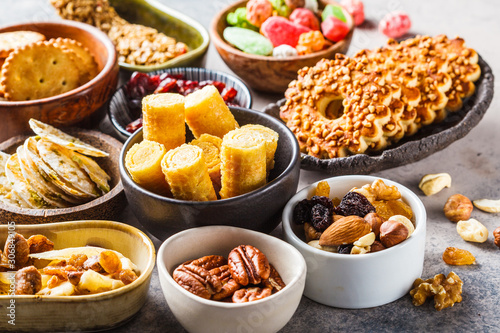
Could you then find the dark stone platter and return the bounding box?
[263,55,494,175]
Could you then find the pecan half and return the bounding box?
[266,265,286,293]
[232,286,272,303]
[228,245,270,286]
[173,264,222,299]
[209,264,232,283]
[212,279,241,301]
[185,255,227,271]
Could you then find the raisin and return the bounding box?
[338,244,353,254]
[292,199,313,224]
[334,191,376,217]
[311,204,332,231]
[310,196,334,211]
[442,247,476,265]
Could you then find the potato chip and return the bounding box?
[0,30,46,57]
[29,119,109,157]
[36,138,99,198]
[5,154,49,208]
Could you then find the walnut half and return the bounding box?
[410,271,463,311]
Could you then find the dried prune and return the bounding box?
[292,199,313,224]
[338,244,353,254]
[311,204,332,231]
[334,191,375,217]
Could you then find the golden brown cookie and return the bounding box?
[0,30,46,58]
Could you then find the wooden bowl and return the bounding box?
[0,21,119,141]
[0,129,125,224]
[0,220,155,332]
[210,0,354,93]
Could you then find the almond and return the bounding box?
[319,216,371,246]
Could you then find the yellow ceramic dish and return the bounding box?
[0,220,155,332]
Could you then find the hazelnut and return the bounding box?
[443,194,473,222]
[364,212,384,238]
[493,227,500,248]
[380,220,408,248]
[369,241,386,253]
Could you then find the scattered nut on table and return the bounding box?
[472,199,500,213]
[410,271,463,311]
[456,218,489,243]
[443,194,473,222]
[493,227,500,248]
[418,173,452,196]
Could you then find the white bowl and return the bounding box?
[157,226,306,333]
[282,175,426,309]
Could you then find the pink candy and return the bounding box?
[340,0,364,26]
[321,16,350,42]
[246,0,273,27]
[289,8,320,30]
[261,16,311,47]
[379,11,411,38]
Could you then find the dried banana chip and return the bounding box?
[29,118,108,157]
[37,138,99,198]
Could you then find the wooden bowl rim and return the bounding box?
[0,20,118,106]
[210,0,354,62]
[0,129,124,217]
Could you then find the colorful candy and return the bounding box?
[270,0,292,17]
[290,8,320,30]
[246,0,273,28]
[285,0,305,10]
[223,27,273,55]
[227,7,259,31]
[379,11,411,38]
[321,4,347,22]
[340,0,365,26]
[321,16,350,42]
[296,30,325,55]
[272,44,298,58]
[261,16,311,47]
[303,0,318,13]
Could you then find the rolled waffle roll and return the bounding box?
[161,144,217,201]
[240,124,279,175]
[142,93,185,150]
[184,85,239,139]
[189,134,223,193]
[219,128,267,199]
[125,140,171,196]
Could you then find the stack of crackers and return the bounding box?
[0,31,99,101]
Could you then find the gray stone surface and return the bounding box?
[2,0,500,332]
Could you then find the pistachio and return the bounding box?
[472,199,500,213]
[418,173,452,196]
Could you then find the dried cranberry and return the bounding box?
[311,204,332,231]
[292,199,313,224]
[222,87,238,103]
[334,192,375,217]
[126,117,143,133]
[338,244,353,254]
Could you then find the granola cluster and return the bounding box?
[50,0,188,66]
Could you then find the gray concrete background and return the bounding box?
[1,0,500,331]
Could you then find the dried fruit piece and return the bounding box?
[456,219,488,243]
[315,180,330,197]
[418,173,451,196]
[373,200,412,221]
[319,215,371,246]
[99,250,122,274]
[338,244,353,254]
[27,235,54,254]
[444,194,473,223]
[311,203,332,231]
[334,191,375,217]
[442,247,476,265]
[410,271,463,311]
[472,199,500,213]
[292,198,313,224]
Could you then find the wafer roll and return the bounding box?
[161,144,217,201]
[189,134,223,193]
[219,128,267,199]
[240,124,278,175]
[184,85,239,139]
[125,140,171,195]
[142,93,185,150]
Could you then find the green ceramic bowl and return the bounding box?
[110,0,209,71]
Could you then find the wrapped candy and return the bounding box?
[289,8,320,30]
[246,0,273,28]
[270,0,292,17]
[296,31,325,55]
[379,11,411,38]
[272,44,298,58]
[227,7,259,31]
[340,0,365,26]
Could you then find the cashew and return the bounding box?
[307,240,337,253]
[456,219,489,243]
[472,199,500,213]
[351,245,370,255]
[418,173,451,196]
[353,232,376,247]
[388,215,415,237]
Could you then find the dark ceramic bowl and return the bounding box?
[119,107,301,240]
[108,67,253,141]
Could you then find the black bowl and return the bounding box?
[119,107,301,240]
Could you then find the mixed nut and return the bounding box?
[172,245,285,303]
[293,179,415,254]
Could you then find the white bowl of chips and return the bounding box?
[0,20,119,141]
